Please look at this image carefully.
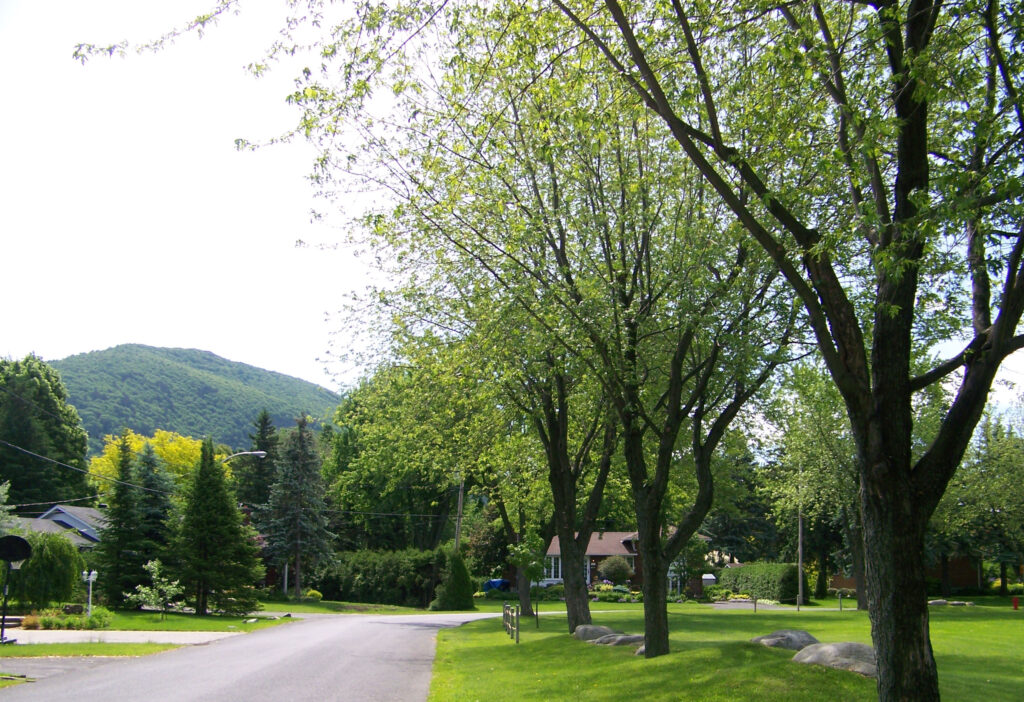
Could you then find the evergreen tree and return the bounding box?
[133,443,175,573]
[95,433,144,606]
[262,416,333,597]
[234,409,279,508]
[0,355,89,506]
[177,438,263,615]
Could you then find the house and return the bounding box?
[543,531,719,593]
[542,531,643,587]
[13,504,107,550]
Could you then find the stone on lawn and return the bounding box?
[792,642,877,678]
[751,630,819,651]
[572,625,619,641]
[591,634,646,646]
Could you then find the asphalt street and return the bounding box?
[0,612,498,702]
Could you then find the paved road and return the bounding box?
[0,612,497,702]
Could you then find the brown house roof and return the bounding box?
[547,531,638,558]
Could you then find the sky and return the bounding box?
[0,1,370,391]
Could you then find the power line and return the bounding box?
[7,494,102,508]
[0,439,171,495]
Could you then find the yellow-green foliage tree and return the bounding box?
[90,430,239,495]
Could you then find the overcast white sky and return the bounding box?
[0,1,370,391]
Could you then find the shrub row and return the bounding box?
[312,549,441,608]
[21,606,113,630]
[717,563,808,603]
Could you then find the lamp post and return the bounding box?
[0,535,32,645]
[222,451,267,462]
[82,569,98,617]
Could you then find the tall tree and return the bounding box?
[235,409,280,509]
[0,355,89,506]
[262,415,333,597]
[176,438,263,615]
[548,1,1024,696]
[95,432,145,606]
[133,443,175,573]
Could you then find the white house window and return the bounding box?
[544,556,561,580]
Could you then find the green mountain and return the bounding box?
[52,345,341,454]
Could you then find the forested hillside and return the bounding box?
[52,345,340,454]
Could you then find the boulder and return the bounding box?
[751,630,819,651]
[572,624,620,641]
[793,642,877,678]
[928,599,949,606]
[635,645,645,656]
[591,634,646,646]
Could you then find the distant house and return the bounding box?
[543,531,643,587]
[543,531,719,592]
[13,504,107,550]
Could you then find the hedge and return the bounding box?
[717,563,808,603]
[311,549,441,608]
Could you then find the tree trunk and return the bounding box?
[515,565,533,617]
[295,549,303,599]
[559,537,592,634]
[940,554,952,598]
[999,561,1007,596]
[815,548,829,600]
[862,488,939,701]
[841,504,868,609]
[639,547,669,657]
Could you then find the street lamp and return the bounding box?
[222,451,267,462]
[82,569,98,617]
[0,535,32,645]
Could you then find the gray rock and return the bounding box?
[591,634,646,646]
[793,642,877,678]
[751,629,819,651]
[928,599,948,606]
[572,624,619,641]
[635,645,645,656]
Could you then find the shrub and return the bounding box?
[430,551,476,611]
[313,549,440,608]
[703,584,730,601]
[20,614,39,629]
[529,584,564,601]
[303,589,323,602]
[717,563,809,603]
[597,556,634,585]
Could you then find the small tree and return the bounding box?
[124,560,184,620]
[176,438,264,615]
[95,432,144,606]
[430,550,475,611]
[597,556,634,586]
[4,531,84,610]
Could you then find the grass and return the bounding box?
[105,610,288,632]
[0,643,178,657]
[430,600,1024,702]
[257,599,423,615]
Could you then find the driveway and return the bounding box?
[0,612,497,701]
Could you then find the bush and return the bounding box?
[313,549,440,608]
[24,606,113,630]
[303,589,323,602]
[597,556,634,585]
[530,584,564,601]
[703,584,730,601]
[717,563,809,604]
[430,551,476,611]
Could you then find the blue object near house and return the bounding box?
[483,579,511,592]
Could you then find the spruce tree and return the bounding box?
[262,416,333,597]
[234,409,279,508]
[177,438,263,615]
[134,443,174,574]
[95,433,144,606]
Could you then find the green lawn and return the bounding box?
[430,602,1024,702]
[106,610,288,632]
[0,643,178,657]
[257,599,423,615]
